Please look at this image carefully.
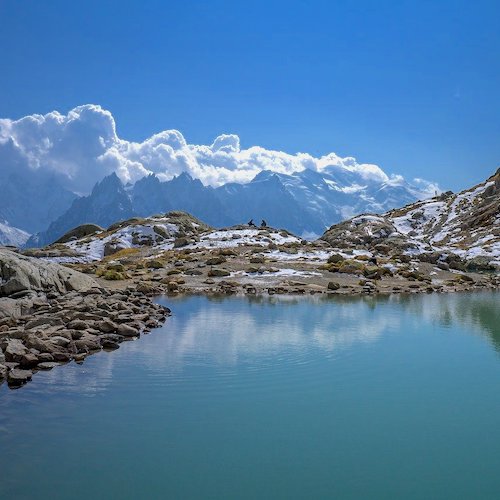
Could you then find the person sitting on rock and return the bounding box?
[261,219,267,228]
[248,219,256,227]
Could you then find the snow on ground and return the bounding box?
[231,269,322,279]
[392,201,446,239]
[385,178,499,265]
[351,215,386,224]
[267,249,331,262]
[189,228,301,250]
[63,222,179,262]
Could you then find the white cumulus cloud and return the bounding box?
[0,104,437,195]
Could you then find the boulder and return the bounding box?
[206,256,226,265]
[437,261,450,271]
[0,248,99,299]
[250,256,265,264]
[117,324,139,337]
[7,368,33,387]
[97,319,118,333]
[327,253,344,264]
[24,337,57,354]
[466,256,496,272]
[103,240,128,256]
[363,266,385,280]
[75,336,101,352]
[173,237,190,248]
[5,339,28,362]
[208,268,231,277]
[67,319,89,330]
[19,353,39,368]
[25,317,64,330]
[37,362,61,370]
[50,336,72,348]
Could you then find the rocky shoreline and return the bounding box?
[0,249,169,389]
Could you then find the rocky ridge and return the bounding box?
[23,209,499,303]
[322,168,500,270]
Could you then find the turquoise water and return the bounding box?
[1,292,500,500]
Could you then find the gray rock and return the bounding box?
[99,333,123,343]
[24,317,64,330]
[19,353,39,368]
[101,340,120,350]
[327,281,341,291]
[0,297,32,319]
[25,337,57,354]
[327,253,344,264]
[5,339,28,362]
[75,336,101,352]
[117,324,139,337]
[50,336,71,348]
[97,319,118,333]
[67,319,89,330]
[7,368,33,386]
[38,353,54,362]
[0,248,99,299]
[52,352,71,362]
[207,268,231,277]
[37,362,61,370]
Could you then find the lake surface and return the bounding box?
[1,292,500,500]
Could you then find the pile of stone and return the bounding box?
[0,249,169,389]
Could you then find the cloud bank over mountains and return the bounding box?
[0,104,439,196]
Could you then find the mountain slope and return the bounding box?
[322,169,500,268]
[0,170,77,235]
[0,220,30,247]
[27,173,135,247]
[215,171,321,233]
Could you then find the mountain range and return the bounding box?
[23,169,499,274]
[23,166,433,247]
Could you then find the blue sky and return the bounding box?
[0,0,499,191]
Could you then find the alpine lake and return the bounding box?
[1,291,500,500]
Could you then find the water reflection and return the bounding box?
[138,292,499,372]
[409,292,500,349]
[0,292,498,396]
[126,295,401,372]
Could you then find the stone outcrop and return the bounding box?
[0,248,99,299]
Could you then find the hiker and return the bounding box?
[261,219,267,228]
[248,219,256,227]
